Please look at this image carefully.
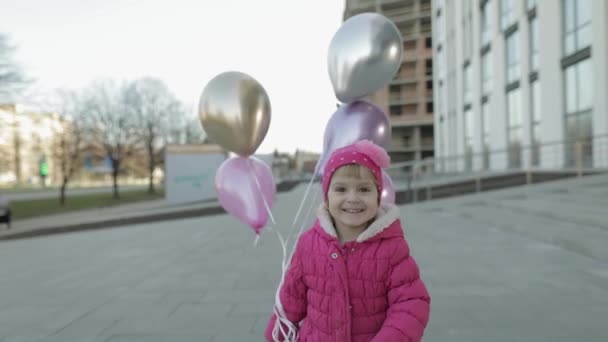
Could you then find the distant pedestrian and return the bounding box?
[265,140,431,341]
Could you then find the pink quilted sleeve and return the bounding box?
[264,240,307,341]
[371,240,431,342]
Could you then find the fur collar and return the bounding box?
[316,203,400,243]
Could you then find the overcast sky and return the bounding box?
[0,0,346,154]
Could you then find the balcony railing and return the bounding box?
[385,134,608,203]
[349,0,375,10]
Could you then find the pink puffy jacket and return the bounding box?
[265,204,431,341]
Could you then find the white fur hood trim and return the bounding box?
[317,203,400,243]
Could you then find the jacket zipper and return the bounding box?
[343,244,352,342]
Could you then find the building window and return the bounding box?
[389,85,401,101]
[500,0,515,30]
[506,29,520,84]
[481,0,493,46]
[563,0,592,56]
[529,16,539,72]
[481,50,493,95]
[482,101,491,169]
[463,64,472,105]
[464,107,474,171]
[390,105,402,116]
[564,58,593,166]
[507,87,522,168]
[530,80,541,166]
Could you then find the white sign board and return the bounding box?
[165,151,225,204]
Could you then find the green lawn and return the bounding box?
[0,186,61,193]
[10,189,165,220]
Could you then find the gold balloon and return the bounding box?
[198,71,271,156]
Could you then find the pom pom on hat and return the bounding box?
[352,140,390,168]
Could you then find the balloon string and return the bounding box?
[248,158,276,226]
[270,185,320,341]
[288,156,322,242]
[246,158,298,340]
[291,185,320,250]
[247,156,320,341]
[267,226,299,341]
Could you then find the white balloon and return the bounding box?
[328,13,403,103]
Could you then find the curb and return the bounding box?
[0,180,306,241]
[0,205,227,241]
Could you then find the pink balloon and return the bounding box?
[215,156,276,235]
[380,170,395,205]
[318,100,391,175]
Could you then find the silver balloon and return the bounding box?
[198,71,271,156]
[328,13,403,103]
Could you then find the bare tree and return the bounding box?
[44,89,87,205]
[124,77,181,194]
[183,113,207,144]
[82,79,138,199]
[0,33,31,102]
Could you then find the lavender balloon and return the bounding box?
[215,156,276,235]
[319,100,391,175]
[380,170,396,205]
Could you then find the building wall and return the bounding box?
[344,0,435,165]
[433,0,608,172]
[0,104,65,186]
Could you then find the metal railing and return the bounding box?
[386,134,608,203]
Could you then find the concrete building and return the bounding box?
[0,104,66,186]
[343,0,435,164]
[432,0,608,172]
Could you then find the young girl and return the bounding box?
[265,140,431,342]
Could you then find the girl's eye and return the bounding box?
[334,187,345,192]
[359,187,371,192]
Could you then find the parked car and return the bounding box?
[0,194,10,229]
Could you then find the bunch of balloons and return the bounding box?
[323,12,403,205]
[198,71,275,236]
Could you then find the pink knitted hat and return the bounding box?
[322,140,391,201]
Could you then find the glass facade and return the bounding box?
[506,30,520,84]
[564,58,593,166]
[501,0,515,30]
[463,107,474,170]
[481,0,493,46]
[482,101,491,169]
[463,64,473,105]
[530,80,541,166]
[481,50,493,95]
[563,0,592,56]
[507,88,522,168]
[529,17,538,71]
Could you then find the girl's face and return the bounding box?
[326,165,379,235]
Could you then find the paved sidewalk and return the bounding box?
[0,175,607,341]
